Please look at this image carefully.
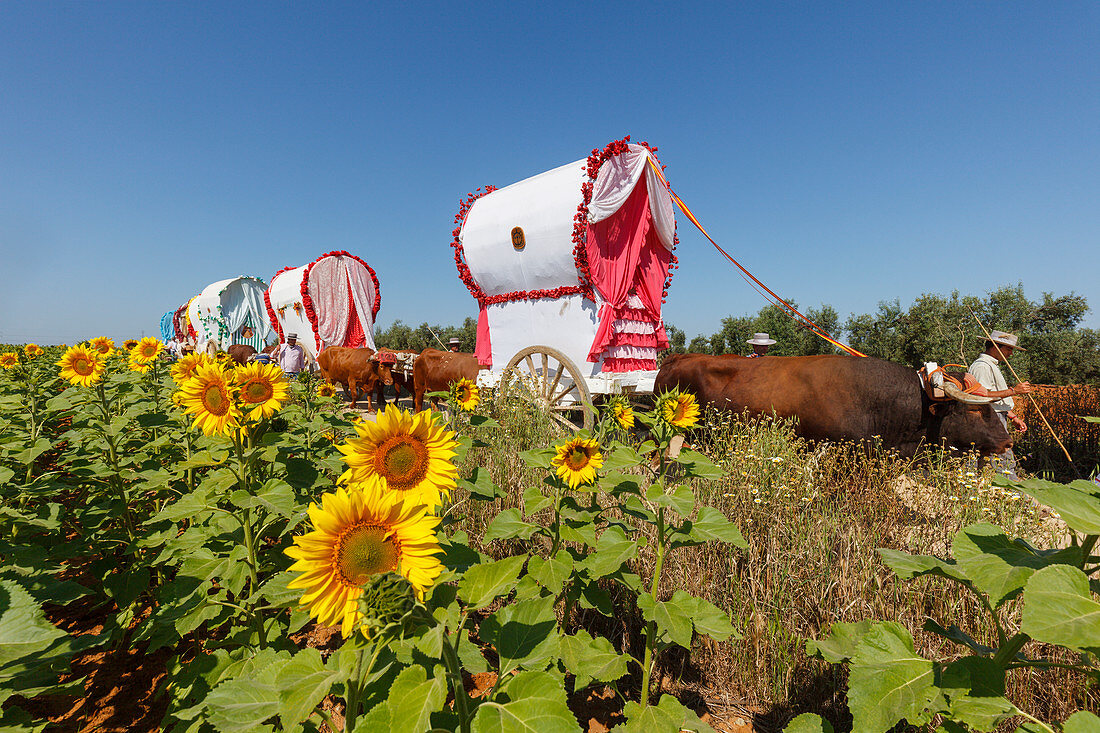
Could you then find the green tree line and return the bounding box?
[374,285,1100,385]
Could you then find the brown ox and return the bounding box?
[371,349,419,409]
[412,348,484,411]
[654,353,1012,458]
[227,344,257,365]
[316,347,394,410]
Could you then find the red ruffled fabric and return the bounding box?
[602,357,657,372]
[611,331,659,348]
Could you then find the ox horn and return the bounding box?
[941,381,996,405]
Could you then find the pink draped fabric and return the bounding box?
[585,175,671,370]
[475,304,492,367]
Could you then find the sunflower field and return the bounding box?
[1014,384,1100,482]
[0,340,747,732]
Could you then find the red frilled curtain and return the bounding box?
[475,305,492,366]
[342,273,366,349]
[584,175,671,370]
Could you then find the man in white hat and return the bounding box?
[447,337,462,353]
[274,332,306,377]
[968,329,1034,477]
[746,333,776,357]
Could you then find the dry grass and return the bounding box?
[450,396,1098,730]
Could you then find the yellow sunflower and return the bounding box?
[23,344,44,359]
[656,389,700,430]
[123,339,139,351]
[89,337,115,356]
[284,480,443,637]
[233,362,289,420]
[128,352,152,374]
[177,361,241,436]
[551,437,603,489]
[131,337,164,363]
[57,345,105,387]
[317,382,337,398]
[449,378,479,412]
[337,405,458,508]
[171,353,208,384]
[608,396,635,430]
[0,352,18,369]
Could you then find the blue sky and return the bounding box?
[2,2,1098,346]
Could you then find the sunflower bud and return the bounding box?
[356,571,419,638]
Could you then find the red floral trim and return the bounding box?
[265,265,296,342]
[602,357,657,372]
[451,137,679,309]
[300,251,382,351]
[451,186,499,304]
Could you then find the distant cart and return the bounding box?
[452,138,679,429]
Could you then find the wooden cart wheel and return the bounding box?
[502,345,594,431]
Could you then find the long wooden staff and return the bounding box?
[968,308,1072,463]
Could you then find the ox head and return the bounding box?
[930,382,1012,457]
[368,351,396,388]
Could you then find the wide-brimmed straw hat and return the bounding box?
[989,330,1024,352]
[746,333,777,346]
[448,337,461,345]
[287,332,298,340]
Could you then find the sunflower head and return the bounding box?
[0,352,18,370]
[337,405,458,509]
[285,481,443,637]
[122,339,139,351]
[171,353,208,385]
[449,378,479,412]
[317,382,337,398]
[551,436,603,489]
[132,337,164,363]
[23,344,44,359]
[234,362,289,421]
[128,352,153,374]
[656,389,700,431]
[177,361,241,436]
[90,337,115,356]
[57,345,105,387]
[607,396,635,430]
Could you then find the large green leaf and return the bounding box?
[646,481,696,517]
[676,506,747,549]
[952,523,1080,609]
[0,579,66,667]
[1063,711,1100,732]
[387,665,447,733]
[458,555,526,610]
[619,694,716,732]
[677,449,725,480]
[484,509,541,544]
[275,649,342,727]
[481,594,559,676]
[847,622,935,733]
[878,549,971,586]
[203,662,286,733]
[675,592,738,641]
[557,630,628,689]
[1001,477,1100,535]
[470,670,580,733]
[934,657,1016,732]
[526,552,573,596]
[805,620,873,664]
[637,594,694,648]
[522,485,553,515]
[461,466,503,500]
[582,525,639,578]
[1020,565,1100,656]
[784,714,835,733]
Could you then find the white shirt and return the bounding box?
[968,353,1012,412]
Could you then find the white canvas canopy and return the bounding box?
[458,143,677,376]
[265,251,380,360]
[188,277,276,352]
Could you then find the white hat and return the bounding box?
[287,332,298,339]
[989,330,1024,352]
[746,333,777,346]
[448,337,461,345]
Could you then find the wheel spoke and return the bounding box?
[524,355,535,376]
[541,354,549,396]
[547,364,564,397]
[550,411,582,431]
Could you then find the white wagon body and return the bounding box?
[188,276,276,352]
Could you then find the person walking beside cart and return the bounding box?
[274,333,306,377]
[967,329,1034,479]
[447,337,462,353]
[746,333,776,357]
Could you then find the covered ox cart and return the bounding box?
[453,138,678,429]
[264,250,381,361]
[188,276,277,352]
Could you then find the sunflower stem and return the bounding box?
[440,631,473,733]
[97,382,135,541]
[640,504,667,708]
